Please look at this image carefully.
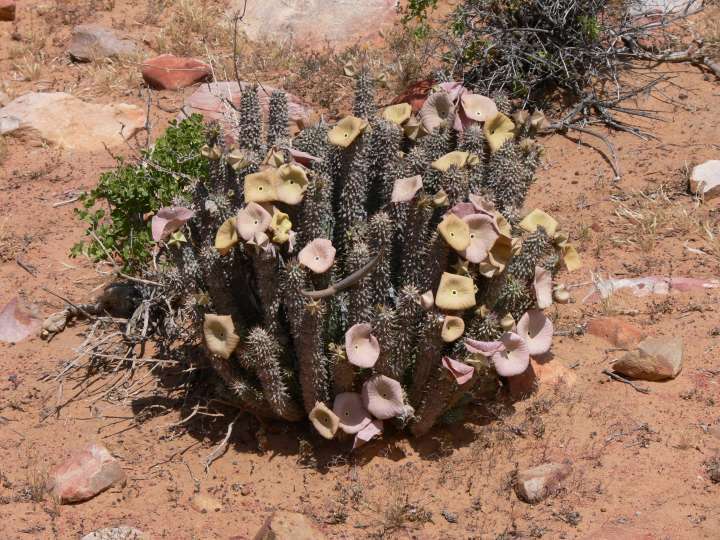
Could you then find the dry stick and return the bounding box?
[301,253,381,299]
[204,412,242,472]
[602,369,650,394]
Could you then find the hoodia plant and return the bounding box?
[143,71,581,445]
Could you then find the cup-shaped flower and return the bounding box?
[333,393,372,434]
[438,213,471,251]
[298,238,336,273]
[460,93,498,123]
[466,332,530,376]
[353,419,383,449]
[328,116,367,148]
[382,103,412,125]
[441,315,465,342]
[361,375,405,420]
[309,402,340,439]
[484,112,515,153]
[419,91,455,132]
[151,206,195,242]
[345,323,380,368]
[236,203,271,242]
[442,356,474,385]
[214,217,239,255]
[516,309,554,356]
[436,272,476,311]
[244,169,279,203]
[276,164,309,205]
[269,209,292,244]
[468,193,496,216]
[403,116,428,140]
[203,314,239,359]
[462,213,499,263]
[289,147,320,166]
[227,148,251,171]
[519,208,558,237]
[420,290,434,310]
[500,313,515,331]
[391,175,423,203]
[533,265,553,309]
[431,151,478,172]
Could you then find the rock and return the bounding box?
[391,79,435,113]
[179,81,316,141]
[508,358,577,398]
[190,493,222,513]
[613,336,683,381]
[689,160,720,200]
[0,0,15,21]
[231,0,397,46]
[515,462,572,503]
[254,510,328,540]
[80,527,147,540]
[141,54,212,90]
[587,317,646,348]
[48,443,125,504]
[583,525,657,540]
[0,92,146,151]
[68,24,137,62]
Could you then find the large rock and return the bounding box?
[81,527,147,540]
[515,462,572,503]
[613,336,683,381]
[69,24,137,62]
[142,54,212,90]
[254,510,328,540]
[232,0,397,46]
[629,0,700,16]
[179,81,316,141]
[587,317,646,348]
[0,92,146,151]
[0,0,15,21]
[689,160,720,200]
[508,358,577,398]
[48,443,126,504]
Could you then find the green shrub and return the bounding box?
[71,114,208,271]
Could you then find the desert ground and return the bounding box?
[1,1,719,539]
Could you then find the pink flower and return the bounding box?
[353,419,383,449]
[466,332,530,377]
[298,238,336,273]
[442,356,475,385]
[151,206,195,242]
[516,310,554,356]
[333,392,372,434]
[391,175,423,203]
[462,213,499,263]
[361,375,405,420]
[236,203,271,242]
[345,323,380,368]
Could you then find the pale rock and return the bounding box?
[80,527,147,540]
[613,336,683,381]
[254,510,328,540]
[689,160,720,200]
[179,81,316,141]
[515,462,572,503]
[191,493,223,513]
[141,54,211,90]
[231,0,397,46]
[0,92,146,151]
[69,24,137,62]
[48,443,125,504]
[629,0,700,16]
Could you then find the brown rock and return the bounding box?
[68,24,137,62]
[613,336,683,381]
[142,54,212,90]
[190,493,222,513]
[0,0,15,21]
[508,358,577,398]
[179,81,316,142]
[254,510,327,540]
[391,79,435,113]
[583,524,657,540]
[48,443,125,503]
[515,462,571,503]
[587,317,646,348]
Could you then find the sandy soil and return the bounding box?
[1,2,720,539]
